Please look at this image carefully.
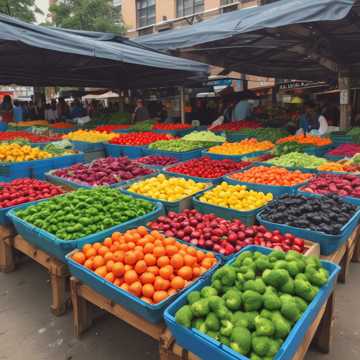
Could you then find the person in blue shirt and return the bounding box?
[13,100,23,122]
[70,99,86,119]
[232,92,253,121]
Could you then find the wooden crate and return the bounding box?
[304,239,320,257]
[0,232,69,316]
[70,276,335,360]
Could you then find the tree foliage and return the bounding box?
[49,0,125,34]
[0,0,42,23]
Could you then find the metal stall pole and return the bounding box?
[180,86,185,124]
[339,71,351,130]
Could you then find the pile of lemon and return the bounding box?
[64,130,117,143]
[0,144,53,162]
[199,182,273,211]
[127,174,208,202]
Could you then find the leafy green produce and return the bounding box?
[230,128,289,143]
[175,250,331,358]
[267,152,327,169]
[129,119,157,132]
[273,142,306,157]
[148,140,206,152]
[182,131,225,143]
[44,140,75,155]
[15,188,155,241]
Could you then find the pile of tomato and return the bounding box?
[0,179,64,208]
[211,121,262,132]
[0,131,61,143]
[167,157,251,179]
[95,125,130,133]
[72,227,217,304]
[110,132,174,146]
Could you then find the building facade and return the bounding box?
[121,0,261,37]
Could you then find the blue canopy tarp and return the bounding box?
[136,0,358,80]
[0,14,209,88]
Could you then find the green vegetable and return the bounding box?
[187,291,201,305]
[205,312,220,331]
[220,319,234,337]
[175,305,193,328]
[280,300,301,322]
[263,292,281,311]
[223,289,242,311]
[254,316,275,336]
[232,311,249,328]
[274,141,306,156]
[230,326,252,355]
[243,290,263,312]
[192,318,207,333]
[191,299,209,317]
[305,266,329,287]
[263,269,290,289]
[212,266,237,287]
[272,311,292,339]
[201,286,218,298]
[252,336,271,357]
[182,131,225,143]
[148,139,209,152]
[267,152,327,169]
[244,278,266,294]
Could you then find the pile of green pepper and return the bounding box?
[15,188,155,240]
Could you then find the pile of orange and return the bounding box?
[72,226,217,304]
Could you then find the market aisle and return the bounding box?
[1,260,360,360]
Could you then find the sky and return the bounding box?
[35,0,49,23]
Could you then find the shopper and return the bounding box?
[57,97,70,120]
[132,99,150,123]
[13,100,23,122]
[232,92,253,121]
[0,95,13,123]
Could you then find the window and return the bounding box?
[221,0,236,4]
[136,0,156,28]
[176,0,204,18]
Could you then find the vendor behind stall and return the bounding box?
[297,102,329,136]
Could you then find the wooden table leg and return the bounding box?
[50,271,68,316]
[0,235,15,273]
[70,277,93,338]
[351,228,360,263]
[312,292,335,353]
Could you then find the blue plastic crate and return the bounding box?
[30,142,50,149]
[121,174,211,213]
[0,161,32,181]
[164,245,340,360]
[226,133,249,142]
[143,147,203,161]
[65,240,221,324]
[104,143,123,157]
[324,154,345,161]
[257,205,360,255]
[192,184,271,226]
[202,150,269,161]
[52,127,75,134]
[105,144,144,159]
[304,145,332,157]
[8,198,165,261]
[71,141,104,152]
[113,129,130,134]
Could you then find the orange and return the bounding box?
[82,244,92,252]
[154,276,170,291]
[186,246,197,256]
[113,250,125,263]
[111,232,122,242]
[163,237,176,246]
[183,254,196,267]
[165,245,178,257]
[93,255,105,269]
[124,232,135,242]
[134,260,147,274]
[103,237,113,248]
[105,272,115,283]
[124,264,133,272]
[201,258,214,269]
[110,243,119,252]
[113,278,122,287]
[95,266,107,278]
[119,243,129,252]
[120,283,129,292]
[104,252,114,262]
[127,242,136,250]
[106,260,115,272]
[196,250,206,262]
[112,262,125,277]
[134,245,143,252]
[151,230,162,239]
[153,239,163,247]
[141,296,153,304]
[84,259,94,270]
[199,266,207,275]
[124,269,138,285]
[192,267,201,278]
[147,266,159,276]
[143,234,155,243]
[144,253,157,266]
[129,281,143,297]
[159,265,173,280]
[153,290,168,304]
[140,271,155,284]
[171,276,185,290]
[177,266,193,281]
[124,251,137,266]
[143,243,154,254]
[157,255,170,268]
[168,288,177,296]
[153,246,166,258]
[171,254,184,269]
[72,252,86,265]
[134,249,144,261]
[137,226,148,237]
[92,242,102,251]
[142,283,155,298]
[85,247,97,259]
